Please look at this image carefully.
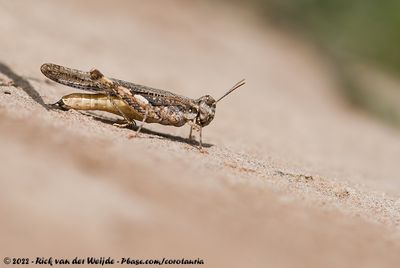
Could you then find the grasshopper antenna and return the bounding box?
[216,79,246,103]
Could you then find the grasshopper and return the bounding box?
[41,63,245,148]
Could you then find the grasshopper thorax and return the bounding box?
[196,95,216,127]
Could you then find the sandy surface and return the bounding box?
[1,1,400,267]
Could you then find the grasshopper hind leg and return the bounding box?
[107,95,137,129]
[112,120,136,129]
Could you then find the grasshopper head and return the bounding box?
[194,79,246,127]
[196,95,216,127]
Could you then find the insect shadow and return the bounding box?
[0,62,49,110]
[84,111,214,148]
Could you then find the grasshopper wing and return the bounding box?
[113,78,196,108]
[41,63,104,92]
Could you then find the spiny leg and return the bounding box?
[108,95,136,128]
[88,70,134,127]
[89,69,155,133]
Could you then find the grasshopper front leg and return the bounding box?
[187,120,203,148]
[189,126,193,140]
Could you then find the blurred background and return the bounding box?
[248,0,400,127]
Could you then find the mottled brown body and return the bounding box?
[41,63,245,148]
